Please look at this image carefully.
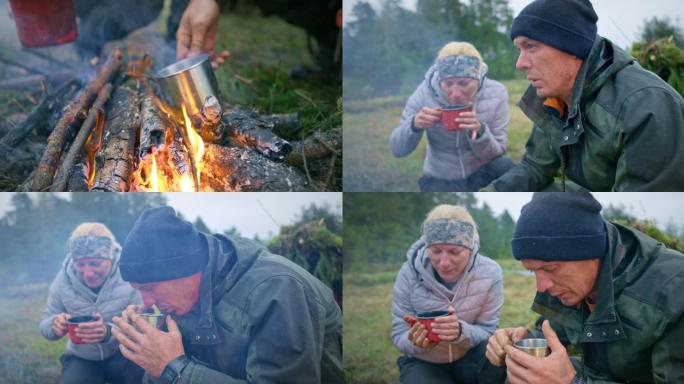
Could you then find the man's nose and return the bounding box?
[535,272,553,292]
[141,292,156,308]
[515,52,530,70]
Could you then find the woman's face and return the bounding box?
[427,243,472,283]
[74,258,112,289]
[439,77,478,105]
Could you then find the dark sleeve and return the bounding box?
[485,123,559,191]
[613,88,684,191]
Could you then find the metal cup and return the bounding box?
[155,54,221,118]
[514,338,550,357]
[138,313,166,329]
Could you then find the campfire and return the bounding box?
[0,48,342,192]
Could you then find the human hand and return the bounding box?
[485,326,528,367]
[413,107,442,129]
[52,313,71,338]
[455,111,481,139]
[403,315,437,351]
[504,320,576,384]
[112,313,184,377]
[75,313,107,344]
[431,305,461,342]
[177,0,230,68]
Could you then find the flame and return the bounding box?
[84,108,105,189]
[150,155,159,192]
[180,174,193,192]
[182,105,204,189]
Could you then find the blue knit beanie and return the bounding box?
[120,206,208,283]
[510,0,598,59]
[512,192,607,261]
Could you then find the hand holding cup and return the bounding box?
[52,313,71,338]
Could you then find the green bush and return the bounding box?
[631,36,684,96]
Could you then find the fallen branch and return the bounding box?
[51,84,113,191]
[285,127,341,166]
[32,49,123,191]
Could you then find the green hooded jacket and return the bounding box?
[146,233,343,384]
[527,221,684,383]
[487,37,684,191]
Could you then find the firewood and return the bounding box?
[51,84,113,191]
[0,78,79,149]
[285,127,342,166]
[91,86,141,192]
[202,143,308,191]
[32,49,123,191]
[220,107,293,162]
[139,94,170,159]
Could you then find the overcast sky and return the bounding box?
[0,193,342,239]
[476,193,684,228]
[344,0,684,49]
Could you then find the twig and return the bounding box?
[50,84,113,192]
[22,48,72,70]
[300,137,313,186]
[233,74,255,88]
[325,154,337,190]
[0,55,49,76]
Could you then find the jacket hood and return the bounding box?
[405,235,481,296]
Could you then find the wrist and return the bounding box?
[159,355,191,384]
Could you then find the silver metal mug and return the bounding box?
[514,338,550,357]
[155,54,221,118]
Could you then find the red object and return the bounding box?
[441,105,473,131]
[9,0,78,48]
[406,311,449,343]
[336,9,342,28]
[66,315,97,344]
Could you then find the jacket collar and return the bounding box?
[531,220,629,343]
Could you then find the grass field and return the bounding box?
[343,258,539,384]
[343,79,532,191]
[0,283,65,383]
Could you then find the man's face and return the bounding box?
[428,243,472,283]
[439,77,478,105]
[513,36,583,102]
[74,258,112,289]
[131,272,202,316]
[521,259,600,306]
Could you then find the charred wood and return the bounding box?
[202,143,308,191]
[0,78,79,150]
[51,84,113,192]
[92,86,140,192]
[31,49,123,191]
[285,127,341,167]
[139,94,170,159]
[220,107,292,162]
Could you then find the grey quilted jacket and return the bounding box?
[39,249,142,361]
[391,237,503,363]
[389,64,510,181]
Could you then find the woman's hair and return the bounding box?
[69,222,115,242]
[436,42,483,62]
[422,204,476,229]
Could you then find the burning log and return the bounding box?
[91,86,141,192]
[51,84,113,191]
[202,143,308,191]
[31,49,123,191]
[220,107,293,162]
[139,95,169,159]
